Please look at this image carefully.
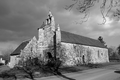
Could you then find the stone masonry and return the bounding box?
[9,11,109,68]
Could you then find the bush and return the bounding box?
[0,63,4,66]
[17,57,48,80]
[45,58,62,73]
[16,56,62,79]
[88,63,101,68]
[81,63,103,68]
[0,70,17,80]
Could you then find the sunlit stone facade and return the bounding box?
[59,42,109,66]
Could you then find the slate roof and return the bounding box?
[11,31,106,56]
[61,31,106,48]
[11,40,29,56]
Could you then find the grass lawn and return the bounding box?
[0,61,120,80]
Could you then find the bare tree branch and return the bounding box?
[65,0,78,11]
[74,12,90,24]
[106,0,113,17]
[65,0,120,24]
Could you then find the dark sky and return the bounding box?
[0,0,120,52]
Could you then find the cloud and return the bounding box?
[0,0,50,42]
[0,41,18,52]
[0,0,11,16]
[0,0,120,49]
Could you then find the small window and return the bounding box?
[98,50,100,58]
[101,53,103,56]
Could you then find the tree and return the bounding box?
[108,46,116,57]
[117,45,120,55]
[21,57,36,80]
[18,52,62,80]
[65,0,120,24]
[98,36,107,47]
[1,47,14,64]
[108,46,120,60]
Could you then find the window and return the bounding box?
[98,50,100,58]
[101,53,103,56]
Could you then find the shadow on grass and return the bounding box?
[39,66,76,80]
[80,63,103,68]
[60,66,83,73]
[56,72,76,80]
[114,70,120,74]
[0,70,17,80]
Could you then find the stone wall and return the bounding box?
[17,11,57,64]
[9,56,17,68]
[37,26,55,59]
[20,36,38,61]
[59,42,109,66]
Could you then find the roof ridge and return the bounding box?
[21,39,31,43]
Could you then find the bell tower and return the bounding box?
[45,11,55,31]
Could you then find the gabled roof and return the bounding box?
[11,31,106,56]
[61,31,106,48]
[11,40,29,56]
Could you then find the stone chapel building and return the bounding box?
[9,11,109,68]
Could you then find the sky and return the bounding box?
[0,0,120,53]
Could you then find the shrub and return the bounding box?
[45,58,62,73]
[0,70,17,80]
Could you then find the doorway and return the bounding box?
[82,55,85,64]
